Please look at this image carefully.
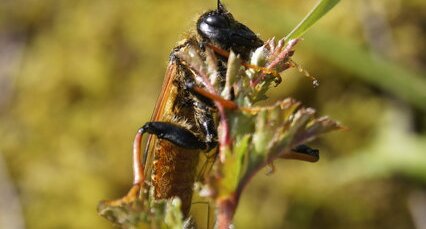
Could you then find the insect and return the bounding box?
[109,0,319,220]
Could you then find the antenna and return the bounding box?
[217,0,226,13]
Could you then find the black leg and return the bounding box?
[140,122,208,150]
[290,144,320,162]
[181,81,220,152]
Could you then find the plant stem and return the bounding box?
[216,196,238,229]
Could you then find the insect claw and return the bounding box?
[273,75,282,86]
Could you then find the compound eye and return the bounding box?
[205,14,229,28]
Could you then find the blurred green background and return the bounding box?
[0,0,425,228]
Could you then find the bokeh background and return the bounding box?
[1,0,425,228]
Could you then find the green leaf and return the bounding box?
[285,0,340,40]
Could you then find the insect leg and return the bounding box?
[281,144,320,162]
[104,121,213,207]
[193,100,218,152]
[185,82,238,110]
[140,122,209,150]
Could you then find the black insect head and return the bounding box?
[197,1,263,59]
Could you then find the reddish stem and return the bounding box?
[216,196,237,229]
[216,104,231,162]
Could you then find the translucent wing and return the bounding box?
[142,62,178,180]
